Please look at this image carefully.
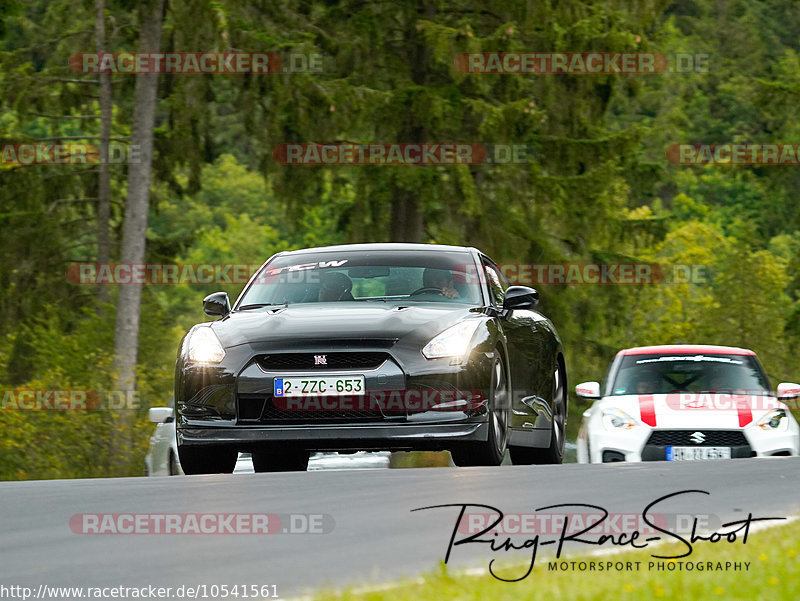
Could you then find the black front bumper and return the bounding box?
[177,420,489,452]
[176,343,495,452]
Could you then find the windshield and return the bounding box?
[610,353,770,396]
[236,250,483,307]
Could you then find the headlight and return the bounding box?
[186,327,226,363]
[422,321,481,360]
[757,409,787,431]
[601,408,639,431]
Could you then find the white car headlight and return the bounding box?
[601,408,639,431]
[186,326,226,363]
[422,321,481,360]
[757,408,787,431]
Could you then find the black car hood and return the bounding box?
[209,302,481,349]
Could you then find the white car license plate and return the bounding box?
[666,446,731,461]
[273,376,365,397]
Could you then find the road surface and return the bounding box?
[1,459,799,598]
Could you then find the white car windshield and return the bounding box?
[610,353,770,396]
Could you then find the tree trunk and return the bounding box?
[95,0,112,304]
[389,189,423,242]
[385,1,434,244]
[111,0,165,473]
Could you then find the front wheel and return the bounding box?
[177,445,237,475]
[509,362,567,465]
[451,354,510,467]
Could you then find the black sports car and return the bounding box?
[175,243,567,473]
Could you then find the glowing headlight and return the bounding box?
[601,408,638,431]
[422,321,481,360]
[757,409,787,431]
[186,327,226,363]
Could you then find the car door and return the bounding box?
[481,257,546,428]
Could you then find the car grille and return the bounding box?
[256,352,389,372]
[646,430,748,447]
[641,429,753,461]
[237,394,387,423]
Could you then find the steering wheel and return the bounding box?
[409,287,444,297]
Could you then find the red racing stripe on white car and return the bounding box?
[736,398,752,427]
[638,394,657,427]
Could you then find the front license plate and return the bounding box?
[273,375,365,397]
[666,446,732,461]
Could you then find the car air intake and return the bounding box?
[237,393,387,423]
[602,450,626,463]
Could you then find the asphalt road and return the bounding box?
[2,458,799,598]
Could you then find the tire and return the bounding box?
[168,451,180,476]
[177,445,237,475]
[451,353,510,467]
[509,361,567,465]
[252,448,310,472]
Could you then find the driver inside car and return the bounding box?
[421,268,460,299]
[318,271,355,301]
[704,368,732,393]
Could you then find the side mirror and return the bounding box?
[576,381,601,399]
[203,292,230,316]
[502,286,539,310]
[777,382,800,401]
[149,407,174,424]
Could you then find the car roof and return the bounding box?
[278,243,478,255]
[618,344,756,356]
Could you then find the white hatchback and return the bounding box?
[576,345,800,463]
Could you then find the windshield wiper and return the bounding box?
[236,302,288,311]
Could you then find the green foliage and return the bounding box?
[2,0,800,477]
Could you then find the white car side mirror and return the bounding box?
[777,383,800,401]
[149,407,174,423]
[576,381,601,399]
